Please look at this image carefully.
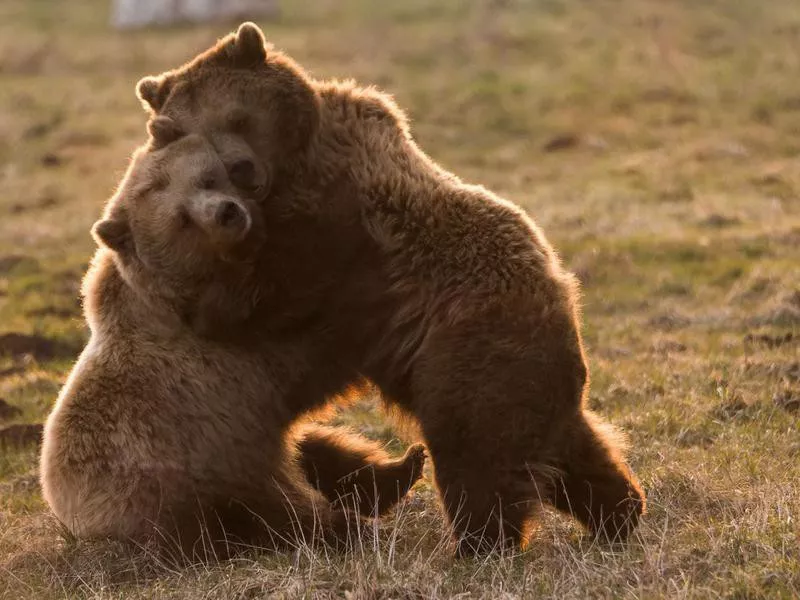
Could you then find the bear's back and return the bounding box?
[368,172,565,301]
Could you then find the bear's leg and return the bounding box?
[294,423,426,517]
[547,411,645,542]
[426,448,539,557]
[411,389,544,555]
[407,316,591,556]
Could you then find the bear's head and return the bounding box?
[132,23,416,330]
[92,118,264,331]
[135,22,320,199]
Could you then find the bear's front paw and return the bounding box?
[592,492,645,543]
[402,443,427,485]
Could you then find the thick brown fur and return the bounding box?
[40,133,425,562]
[136,23,646,555]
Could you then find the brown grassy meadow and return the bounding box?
[0,0,799,597]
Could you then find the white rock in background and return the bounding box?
[111,0,279,30]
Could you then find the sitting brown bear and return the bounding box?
[40,125,425,561]
[136,23,646,555]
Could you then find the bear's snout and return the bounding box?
[189,193,252,243]
[214,199,251,241]
[216,199,245,228]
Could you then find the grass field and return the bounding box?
[1,0,799,597]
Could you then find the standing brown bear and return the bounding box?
[137,23,646,555]
[40,128,425,560]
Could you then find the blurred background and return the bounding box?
[0,1,798,597]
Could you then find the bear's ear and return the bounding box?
[227,22,268,66]
[136,75,172,113]
[147,116,184,148]
[92,218,132,254]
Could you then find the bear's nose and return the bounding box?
[215,200,247,230]
[229,159,256,190]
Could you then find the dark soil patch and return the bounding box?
[650,338,688,354]
[23,114,63,139]
[0,365,26,378]
[649,311,692,331]
[0,423,43,448]
[698,213,741,228]
[0,398,23,421]
[773,389,800,413]
[744,332,795,348]
[10,190,59,214]
[59,129,110,147]
[27,305,81,319]
[0,333,78,360]
[542,132,581,152]
[0,255,39,274]
[40,152,62,167]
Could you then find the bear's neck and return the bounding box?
[82,250,185,339]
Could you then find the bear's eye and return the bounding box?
[228,113,249,131]
[199,176,215,190]
[138,176,167,198]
